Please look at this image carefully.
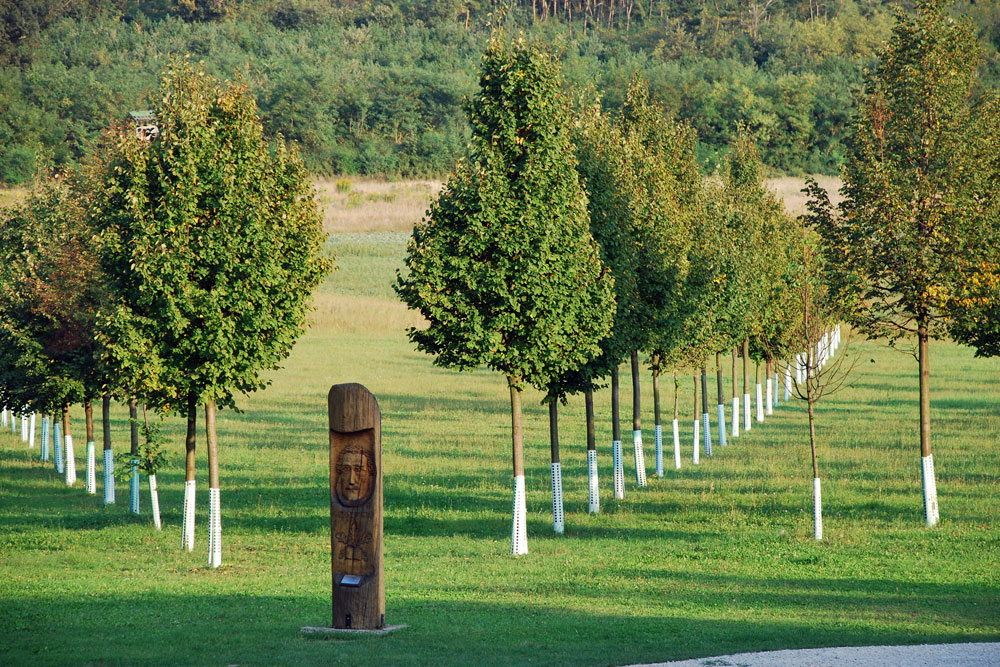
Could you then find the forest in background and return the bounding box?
[2,0,998,184]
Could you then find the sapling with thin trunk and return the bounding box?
[692,374,700,464]
[672,373,681,469]
[789,227,857,541]
[85,399,96,494]
[102,391,113,505]
[652,359,663,477]
[585,390,599,513]
[62,405,75,486]
[548,401,564,534]
[129,399,140,514]
[731,348,739,439]
[631,350,647,486]
[715,351,726,447]
[700,366,711,456]
[611,367,624,499]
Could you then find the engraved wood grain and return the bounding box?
[329,383,384,629]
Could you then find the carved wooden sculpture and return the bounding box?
[329,383,384,629]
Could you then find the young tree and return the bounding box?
[811,0,999,526]
[92,59,330,566]
[396,34,614,554]
[789,218,858,540]
[0,173,103,488]
[620,76,695,480]
[570,98,638,502]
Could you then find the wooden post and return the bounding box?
[329,383,384,630]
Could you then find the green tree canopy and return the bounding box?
[395,35,614,393]
[91,59,330,411]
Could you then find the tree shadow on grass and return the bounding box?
[1,590,996,667]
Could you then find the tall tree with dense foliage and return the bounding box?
[618,75,692,485]
[811,0,1000,526]
[91,59,330,566]
[396,34,614,554]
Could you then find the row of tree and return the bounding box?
[397,0,1000,553]
[0,59,330,567]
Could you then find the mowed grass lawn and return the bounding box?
[2,227,1000,666]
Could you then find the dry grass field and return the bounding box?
[766,175,844,217]
[315,177,442,234]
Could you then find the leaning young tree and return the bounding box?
[92,59,330,567]
[811,0,1000,526]
[396,34,614,555]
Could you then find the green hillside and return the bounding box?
[2,0,998,183]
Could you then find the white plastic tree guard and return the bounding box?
[511,475,527,555]
[587,450,599,514]
[692,419,700,465]
[207,487,222,568]
[633,430,647,487]
[922,454,940,527]
[86,441,97,494]
[103,449,115,505]
[717,404,727,447]
[813,477,823,540]
[672,419,681,470]
[612,440,624,499]
[550,462,564,534]
[654,424,663,477]
[181,480,196,551]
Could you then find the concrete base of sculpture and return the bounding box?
[301,624,408,637]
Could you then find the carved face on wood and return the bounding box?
[335,442,375,507]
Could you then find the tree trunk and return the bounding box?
[918,319,939,526]
[611,366,624,499]
[62,405,75,486]
[40,414,49,462]
[549,401,564,534]
[206,399,222,568]
[808,394,822,540]
[716,351,727,447]
[672,373,681,469]
[53,413,64,474]
[508,376,528,554]
[732,348,740,439]
[743,338,751,431]
[181,394,197,551]
[755,361,764,422]
[631,350,646,486]
[84,399,96,494]
[765,358,774,415]
[653,369,663,477]
[102,392,114,505]
[700,366,712,456]
[586,389,598,513]
[129,399,140,514]
[149,474,162,530]
[692,374,700,464]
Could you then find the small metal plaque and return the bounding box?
[341,574,362,587]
